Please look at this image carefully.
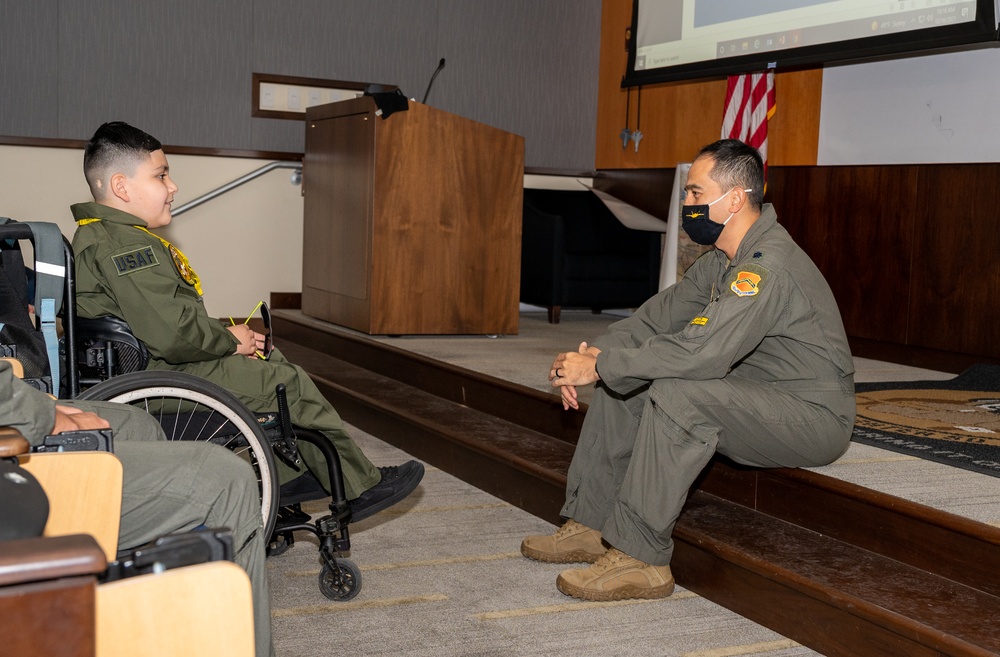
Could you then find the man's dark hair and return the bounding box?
[83,122,162,200]
[695,139,765,211]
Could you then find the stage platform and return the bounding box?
[273,307,1000,657]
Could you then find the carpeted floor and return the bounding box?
[853,364,1000,477]
[269,429,821,657]
[268,309,1000,657]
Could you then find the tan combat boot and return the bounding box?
[556,547,675,601]
[520,519,605,564]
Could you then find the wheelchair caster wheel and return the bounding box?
[267,533,293,558]
[319,558,362,600]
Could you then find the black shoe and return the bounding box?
[349,460,424,523]
[274,503,311,531]
[278,470,328,506]
[267,504,311,558]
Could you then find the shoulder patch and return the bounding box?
[729,264,767,298]
[168,245,197,287]
[111,246,159,276]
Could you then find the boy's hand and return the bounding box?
[227,324,265,358]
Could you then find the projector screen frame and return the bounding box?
[623,0,1000,87]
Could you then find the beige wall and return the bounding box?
[0,145,304,318]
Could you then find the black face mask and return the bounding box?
[680,187,751,245]
[681,204,726,245]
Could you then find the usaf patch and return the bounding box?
[112,247,159,276]
[730,269,763,297]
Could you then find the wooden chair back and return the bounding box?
[96,560,255,657]
[17,451,122,561]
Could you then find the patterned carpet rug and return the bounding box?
[853,364,1000,478]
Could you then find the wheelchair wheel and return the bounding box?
[78,370,279,540]
[318,558,361,601]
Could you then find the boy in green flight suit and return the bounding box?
[70,122,423,529]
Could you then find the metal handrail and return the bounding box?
[170,161,302,217]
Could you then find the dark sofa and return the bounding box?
[520,188,662,323]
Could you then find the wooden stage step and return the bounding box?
[274,310,1000,657]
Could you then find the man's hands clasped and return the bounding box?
[549,341,601,411]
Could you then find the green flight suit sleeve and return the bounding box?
[593,254,718,353]
[597,262,785,395]
[81,235,238,365]
[0,360,57,445]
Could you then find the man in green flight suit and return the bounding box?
[70,122,423,530]
[521,139,856,601]
[0,359,275,656]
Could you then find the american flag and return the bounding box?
[721,71,776,179]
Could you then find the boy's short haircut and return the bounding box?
[83,122,162,200]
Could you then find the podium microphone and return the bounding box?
[421,58,446,104]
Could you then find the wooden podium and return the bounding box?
[301,97,524,335]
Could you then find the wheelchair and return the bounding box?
[0,218,361,600]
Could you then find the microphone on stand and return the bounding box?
[421,58,446,104]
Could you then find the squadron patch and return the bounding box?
[112,247,159,276]
[690,316,709,326]
[169,244,197,287]
[730,270,762,297]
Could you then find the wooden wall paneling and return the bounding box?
[767,166,918,345]
[596,0,824,170]
[767,68,823,166]
[907,165,1000,358]
[595,0,723,169]
[595,0,632,169]
[598,163,1000,367]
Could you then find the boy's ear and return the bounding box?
[109,172,131,204]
